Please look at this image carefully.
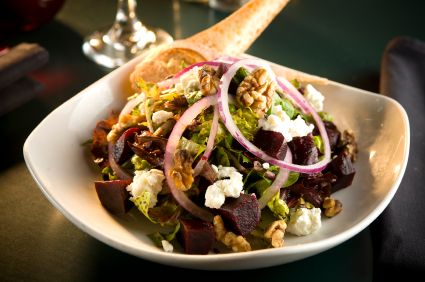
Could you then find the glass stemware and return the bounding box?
[82,0,173,69]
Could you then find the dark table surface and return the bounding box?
[1,0,424,281]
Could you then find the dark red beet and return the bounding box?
[288,135,319,165]
[179,218,215,254]
[113,127,140,164]
[287,172,336,207]
[253,129,287,160]
[216,193,260,236]
[327,152,356,192]
[313,121,341,151]
[94,180,133,214]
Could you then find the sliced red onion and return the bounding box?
[258,150,292,209]
[164,96,216,222]
[193,105,219,176]
[157,77,178,90]
[108,142,133,181]
[217,58,330,173]
[119,93,145,120]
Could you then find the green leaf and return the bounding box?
[101,166,117,180]
[267,192,289,219]
[215,146,230,167]
[319,111,334,122]
[283,172,300,188]
[164,222,181,242]
[132,191,157,224]
[147,232,165,248]
[232,67,250,85]
[313,135,325,154]
[131,155,152,171]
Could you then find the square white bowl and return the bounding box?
[23,55,409,270]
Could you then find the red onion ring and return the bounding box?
[164,96,216,222]
[119,93,145,120]
[107,142,133,181]
[193,105,219,176]
[258,150,292,209]
[217,58,330,173]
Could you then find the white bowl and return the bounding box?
[23,55,409,270]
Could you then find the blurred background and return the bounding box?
[1,0,424,281]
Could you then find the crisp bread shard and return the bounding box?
[130,0,290,86]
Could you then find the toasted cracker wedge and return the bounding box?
[130,0,290,88]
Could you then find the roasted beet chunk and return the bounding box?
[253,129,287,160]
[288,134,319,165]
[216,193,260,236]
[94,180,133,214]
[287,173,336,207]
[313,121,341,150]
[113,127,140,164]
[326,152,356,192]
[179,218,214,254]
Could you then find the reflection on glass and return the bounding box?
[82,0,173,69]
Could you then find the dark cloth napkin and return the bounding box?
[0,43,48,115]
[372,37,425,280]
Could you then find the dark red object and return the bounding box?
[113,127,141,164]
[94,180,133,214]
[253,129,287,160]
[288,134,319,165]
[0,0,65,36]
[313,121,341,151]
[179,218,215,254]
[326,152,356,192]
[216,193,260,236]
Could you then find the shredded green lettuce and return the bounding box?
[267,192,289,219]
[131,155,151,171]
[184,90,204,105]
[268,93,298,119]
[313,135,325,154]
[101,166,117,180]
[229,104,259,141]
[132,191,157,224]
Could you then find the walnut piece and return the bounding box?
[236,68,275,116]
[199,65,220,96]
[342,129,358,162]
[171,150,194,191]
[213,215,251,252]
[264,220,287,248]
[322,197,342,217]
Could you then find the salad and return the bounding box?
[89,57,357,254]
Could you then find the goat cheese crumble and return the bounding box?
[126,169,165,208]
[152,110,173,125]
[304,84,324,112]
[286,207,322,236]
[204,165,244,209]
[161,240,174,252]
[258,105,314,141]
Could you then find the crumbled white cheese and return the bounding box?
[161,240,174,253]
[152,110,173,125]
[204,165,244,209]
[262,162,270,170]
[175,66,201,94]
[304,84,324,112]
[258,105,314,141]
[126,169,165,208]
[286,208,322,236]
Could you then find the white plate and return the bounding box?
[23,55,409,270]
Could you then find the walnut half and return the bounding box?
[264,220,287,248]
[213,215,251,252]
[171,150,194,191]
[236,68,275,116]
[199,65,220,96]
